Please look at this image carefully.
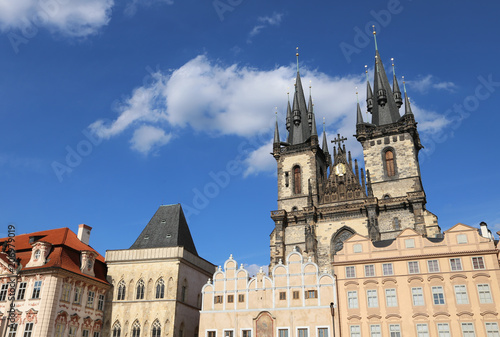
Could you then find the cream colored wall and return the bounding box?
[334,224,500,337]
[105,247,214,337]
[200,252,336,337]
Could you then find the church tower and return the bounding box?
[270,39,440,271]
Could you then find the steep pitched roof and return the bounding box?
[0,228,108,284]
[129,204,198,255]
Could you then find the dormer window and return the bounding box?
[87,259,93,270]
[80,251,96,277]
[34,250,41,260]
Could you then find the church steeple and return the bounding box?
[369,27,401,126]
[288,48,312,145]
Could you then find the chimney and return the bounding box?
[77,224,92,245]
[479,222,493,240]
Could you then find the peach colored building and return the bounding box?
[199,251,336,337]
[0,225,110,337]
[334,223,500,337]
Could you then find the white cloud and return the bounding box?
[89,54,453,173]
[0,0,113,37]
[407,75,457,94]
[124,0,173,17]
[247,12,283,43]
[130,125,172,154]
[245,264,269,276]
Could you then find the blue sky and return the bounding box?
[0,0,499,272]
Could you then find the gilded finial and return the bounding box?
[372,25,378,51]
[365,65,369,81]
[402,75,407,93]
[323,117,326,132]
[296,47,299,73]
[356,87,359,103]
[391,57,396,75]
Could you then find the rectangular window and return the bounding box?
[207,332,216,337]
[227,295,234,303]
[450,258,463,271]
[293,291,299,299]
[385,288,398,307]
[427,260,440,273]
[457,234,468,244]
[87,291,95,308]
[305,290,317,299]
[437,323,451,337]
[485,322,500,337]
[472,257,485,270]
[405,238,415,248]
[454,285,469,304]
[364,265,375,277]
[298,328,308,337]
[242,330,251,337]
[353,244,362,253]
[408,261,420,274]
[214,295,223,304]
[350,325,361,337]
[347,291,358,309]
[370,325,381,337]
[60,283,70,302]
[83,330,90,337]
[432,286,445,305]
[224,331,233,337]
[416,323,429,337]
[0,284,9,301]
[238,294,245,302]
[367,289,378,308]
[23,323,34,337]
[97,294,105,311]
[94,333,101,337]
[279,292,286,300]
[412,287,424,306]
[278,329,288,337]
[461,323,476,337]
[74,287,82,304]
[346,266,356,278]
[478,284,493,303]
[318,328,328,337]
[389,325,401,337]
[68,327,77,337]
[8,324,17,337]
[17,282,27,300]
[382,263,393,276]
[32,281,42,299]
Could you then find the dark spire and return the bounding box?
[365,65,373,113]
[322,118,329,154]
[366,169,373,197]
[391,58,403,108]
[274,111,280,144]
[288,48,312,145]
[286,92,291,131]
[311,112,317,137]
[370,26,401,126]
[356,90,364,125]
[403,76,413,115]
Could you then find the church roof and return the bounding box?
[129,204,198,255]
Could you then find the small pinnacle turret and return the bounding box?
[322,119,329,154]
[365,65,373,113]
[403,76,413,115]
[392,58,403,108]
[356,91,364,125]
[274,111,280,145]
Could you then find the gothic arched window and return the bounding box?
[393,217,400,230]
[132,321,141,337]
[155,278,165,299]
[293,166,301,194]
[117,281,126,301]
[181,279,188,302]
[385,150,395,177]
[136,280,145,300]
[331,228,354,257]
[112,322,121,337]
[151,320,161,337]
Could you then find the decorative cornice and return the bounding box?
[412,313,429,318]
[345,281,359,286]
[382,278,397,284]
[427,275,444,282]
[472,272,490,279]
[347,315,362,321]
[433,312,451,317]
[450,274,467,280]
[385,314,401,319]
[363,280,379,285]
[407,276,424,283]
[367,314,382,320]
[480,311,498,317]
[457,311,474,317]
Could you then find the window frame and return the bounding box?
[345,266,356,278]
[32,281,42,299]
[364,265,375,277]
[427,260,440,273]
[349,325,361,337]
[432,286,445,305]
[461,322,476,337]
[382,263,393,276]
[385,288,398,307]
[389,324,401,337]
[454,284,469,305]
[449,258,463,271]
[478,283,493,303]
[408,261,420,274]
[472,256,485,270]
[436,323,451,337]
[411,287,424,306]
[370,324,381,337]
[347,290,358,309]
[416,323,429,337]
[367,289,378,308]
[23,322,34,337]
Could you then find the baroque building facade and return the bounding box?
[104,204,215,337]
[0,225,110,337]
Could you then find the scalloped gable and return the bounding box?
[394,228,421,238]
[444,223,477,233]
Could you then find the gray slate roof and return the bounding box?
[129,204,198,255]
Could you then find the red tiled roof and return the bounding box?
[0,228,108,285]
